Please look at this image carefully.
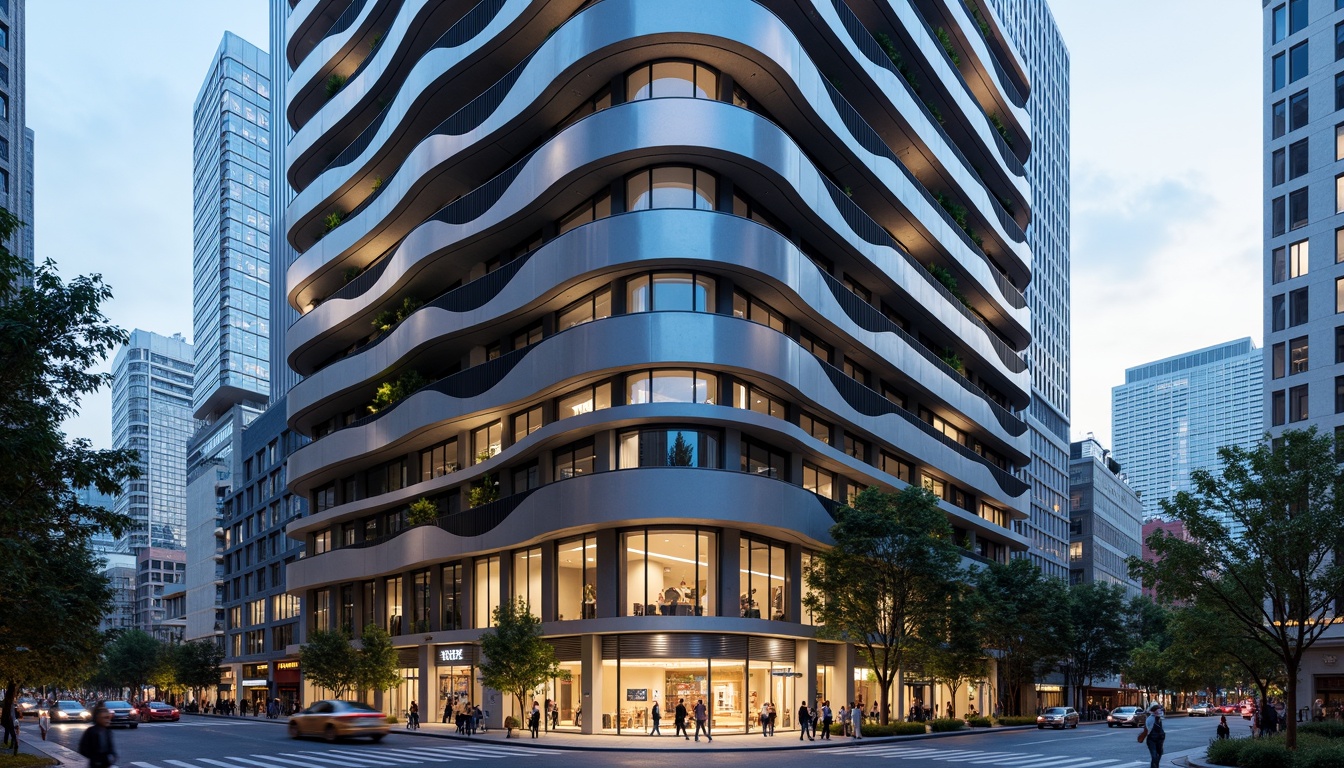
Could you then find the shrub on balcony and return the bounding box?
[989,112,1013,146]
[367,370,429,414]
[927,263,970,307]
[467,472,500,508]
[372,296,422,334]
[323,210,345,233]
[325,73,347,99]
[936,27,961,66]
[407,498,438,526]
[874,32,920,92]
[940,348,966,376]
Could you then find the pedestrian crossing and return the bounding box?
[827,744,1150,768]
[130,743,568,768]
[133,720,277,728]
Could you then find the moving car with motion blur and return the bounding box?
[101,700,139,729]
[48,700,91,723]
[288,700,388,742]
[1037,706,1080,729]
[1189,703,1215,716]
[1107,706,1145,727]
[136,701,181,722]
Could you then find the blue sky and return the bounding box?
[33,1,1260,451]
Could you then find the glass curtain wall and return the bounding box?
[739,537,787,620]
[557,535,598,620]
[623,529,717,616]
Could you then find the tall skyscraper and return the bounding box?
[111,330,194,552]
[1068,436,1142,598]
[185,32,271,645]
[988,0,1072,581]
[0,1,33,269]
[1112,338,1263,526]
[280,0,1043,723]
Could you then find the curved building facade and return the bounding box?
[282,0,1037,732]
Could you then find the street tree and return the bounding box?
[175,640,225,704]
[1125,640,1170,700]
[355,624,402,699]
[1129,428,1344,748]
[974,558,1070,715]
[299,629,359,699]
[1065,583,1133,710]
[149,644,187,700]
[0,206,137,744]
[912,583,987,717]
[1166,595,1283,706]
[803,486,962,724]
[478,597,567,716]
[103,630,163,698]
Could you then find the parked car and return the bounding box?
[100,700,139,729]
[48,700,91,723]
[1217,703,1240,714]
[1189,703,1215,716]
[288,700,388,742]
[1107,706,1144,727]
[136,701,180,722]
[1037,706,1080,729]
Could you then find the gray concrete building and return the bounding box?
[0,0,33,271]
[1067,436,1142,598]
[276,0,1057,727]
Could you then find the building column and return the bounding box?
[797,638,817,719]
[580,634,603,735]
[837,643,855,708]
[719,529,741,618]
[595,529,618,620]
[418,644,432,720]
[540,540,557,623]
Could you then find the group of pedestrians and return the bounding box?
[444,698,484,735]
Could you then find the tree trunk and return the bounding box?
[878,672,892,725]
[1285,671,1298,749]
[4,679,17,755]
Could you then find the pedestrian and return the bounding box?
[443,700,452,724]
[472,705,483,735]
[2,704,14,748]
[38,706,49,741]
[851,701,863,739]
[799,701,814,741]
[529,701,541,738]
[1262,699,1278,736]
[1138,703,1165,768]
[650,701,662,735]
[1217,715,1230,739]
[769,702,777,736]
[870,702,879,722]
[821,700,833,740]
[544,699,552,733]
[946,702,954,719]
[675,698,689,740]
[693,698,711,742]
[77,706,117,768]
[551,700,559,730]
[408,701,419,730]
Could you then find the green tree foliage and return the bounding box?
[911,584,987,717]
[803,486,962,724]
[0,206,138,740]
[149,643,187,699]
[1129,428,1344,748]
[478,597,568,715]
[299,629,359,699]
[355,624,402,697]
[667,431,695,466]
[467,472,499,508]
[974,559,1070,716]
[1065,582,1133,709]
[368,370,429,413]
[407,497,438,526]
[174,640,225,703]
[371,296,422,334]
[102,630,163,696]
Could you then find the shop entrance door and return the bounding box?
[438,668,472,723]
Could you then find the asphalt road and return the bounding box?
[25,712,1235,768]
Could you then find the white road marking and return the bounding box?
[292,752,385,766]
[245,756,334,768]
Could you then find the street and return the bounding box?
[26,713,1231,768]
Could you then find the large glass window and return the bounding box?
[880,451,913,483]
[513,405,543,444]
[412,571,431,633]
[1274,247,1287,284]
[627,167,717,211]
[1290,187,1309,229]
[1292,89,1310,130]
[619,427,721,468]
[472,421,502,464]
[627,272,715,313]
[801,551,822,626]
[626,369,718,405]
[558,286,612,330]
[624,529,717,617]
[802,462,834,499]
[420,438,458,482]
[1290,138,1309,179]
[732,290,785,331]
[474,556,500,628]
[1290,0,1308,35]
[799,410,832,444]
[739,537,787,621]
[557,381,613,419]
[558,191,612,235]
[1274,4,1287,43]
[1273,148,1286,187]
[1291,335,1310,374]
[513,548,542,615]
[442,564,463,630]
[732,381,787,419]
[1274,100,1287,138]
[557,534,598,621]
[741,437,787,479]
[1273,342,1286,379]
[1291,287,1309,325]
[1291,239,1310,277]
[1290,384,1310,422]
[1273,52,1286,91]
[314,589,330,632]
[1290,42,1310,83]
[554,438,596,480]
[627,61,719,101]
[385,576,403,636]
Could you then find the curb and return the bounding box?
[21,736,84,766]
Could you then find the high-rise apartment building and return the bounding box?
[76,483,121,564]
[111,330,194,552]
[185,32,272,646]
[1112,338,1263,525]
[0,1,33,270]
[1067,436,1142,598]
[280,0,1046,725]
[987,0,1072,580]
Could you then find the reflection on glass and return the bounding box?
[739,538,786,621]
[626,61,719,101]
[627,167,716,211]
[627,370,717,405]
[513,548,542,616]
[385,576,403,635]
[618,428,720,469]
[627,273,715,313]
[474,556,499,628]
[558,382,613,419]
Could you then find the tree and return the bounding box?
[1124,640,1170,700]
[1129,428,1344,748]
[974,558,1070,715]
[149,644,186,700]
[667,432,694,466]
[299,629,359,699]
[103,630,163,697]
[478,597,567,716]
[355,624,401,698]
[407,498,438,526]
[803,486,962,724]
[175,640,225,703]
[1065,583,1133,710]
[912,584,988,717]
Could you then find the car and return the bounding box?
[48,700,91,723]
[1243,703,1256,720]
[1107,706,1144,727]
[16,698,38,717]
[136,701,180,722]
[1217,703,1240,714]
[100,700,138,729]
[1037,706,1080,729]
[1189,703,1215,717]
[288,700,389,743]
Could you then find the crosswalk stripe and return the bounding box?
[998,757,1108,768]
[963,755,1045,764]
[131,762,164,768]
[933,752,1024,762]
[1059,760,1120,768]
[846,747,941,757]
[325,749,423,764]
[383,747,480,762]
[292,752,384,766]
[247,756,332,768]
[897,751,984,760]
[199,758,281,768]
[166,759,209,768]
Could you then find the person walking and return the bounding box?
[675,699,689,740]
[407,701,419,730]
[77,706,117,768]
[820,700,833,740]
[529,701,541,738]
[693,699,711,742]
[38,706,50,741]
[650,701,662,735]
[768,702,777,736]
[443,700,452,725]
[851,701,863,739]
[1138,703,1165,768]
[1217,715,1230,739]
[799,701,814,741]
[761,702,771,737]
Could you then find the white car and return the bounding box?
[1189,703,1214,716]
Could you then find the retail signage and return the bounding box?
[276,661,299,671]
[241,679,268,687]
[438,646,467,664]
[770,671,802,678]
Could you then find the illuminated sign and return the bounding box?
[276,661,299,671]
[241,679,268,687]
[438,647,465,663]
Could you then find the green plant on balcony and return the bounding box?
[935,192,969,229]
[927,262,970,308]
[874,32,920,92]
[467,472,500,508]
[924,100,944,125]
[325,73,347,99]
[407,497,438,526]
[367,370,429,414]
[989,112,1013,146]
[369,31,383,52]
[936,27,961,67]
[323,210,345,232]
[940,347,967,376]
[966,1,991,37]
[371,296,423,334]
[371,175,383,192]
[997,194,1015,216]
[342,266,363,284]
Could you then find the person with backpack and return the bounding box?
[1217,715,1231,739]
[1138,703,1165,768]
[799,701,814,741]
[820,700,833,740]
